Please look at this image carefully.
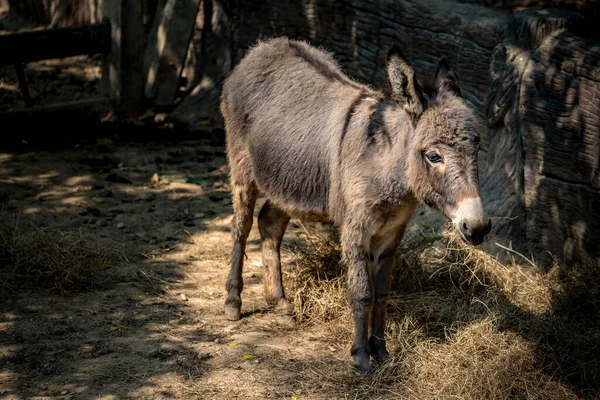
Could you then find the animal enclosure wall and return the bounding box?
[174,0,599,268]
[485,10,600,266]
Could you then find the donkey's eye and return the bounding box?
[425,152,443,164]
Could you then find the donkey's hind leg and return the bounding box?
[225,181,258,321]
[258,201,293,315]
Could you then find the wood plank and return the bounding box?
[101,0,144,116]
[143,0,202,107]
[0,97,111,149]
[0,22,111,67]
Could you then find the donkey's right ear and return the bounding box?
[386,45,426,120]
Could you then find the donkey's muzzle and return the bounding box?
[459,218,491,246]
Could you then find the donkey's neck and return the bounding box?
[374,101,416,205]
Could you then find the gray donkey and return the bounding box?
[220,37,491,372]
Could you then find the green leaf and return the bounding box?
[171,177,213,187]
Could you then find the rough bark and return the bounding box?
[481,43,529,258]
[520,30,600,265]
[172,0,507,132]
[483,9,600,266]
[142,0,201,107]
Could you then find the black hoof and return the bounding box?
[369,338,389,365]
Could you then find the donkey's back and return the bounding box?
[221,37,370,218]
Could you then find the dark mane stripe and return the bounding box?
[288,40,363,90]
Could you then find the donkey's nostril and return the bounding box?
[461,222,471,235]
[458,218,490,246]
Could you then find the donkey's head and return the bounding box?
[386,45,491,245]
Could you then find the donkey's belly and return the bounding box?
[249,141,331,219]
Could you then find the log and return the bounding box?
[0,97,111,148]
[0,97,110,116]
[143,0,201,107]
[0,97,111,130]
[0,22,111,67]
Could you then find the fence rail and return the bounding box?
[0,21,111,67]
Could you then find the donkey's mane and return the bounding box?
[417,74,439,102]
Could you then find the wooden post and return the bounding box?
[14,63,33,108]
[102,0,144,117]
[143,0,202,107]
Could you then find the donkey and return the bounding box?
[220,37,491,372]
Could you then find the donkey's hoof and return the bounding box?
[353,358,373,374]
[274,298,294,315]
[351,350,373,374]
[369,338,390,365]
[372,348,389,365]
[224,303,241,321]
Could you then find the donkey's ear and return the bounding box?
[386,45,426,120]
[435,56,461,97]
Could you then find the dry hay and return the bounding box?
[287,223,348,326]
[0,214,108,297]
[284,222,599,399]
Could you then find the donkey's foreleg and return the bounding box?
[343,226,373,373]
[225,183,258,321]
[369,248,396,365]
[258,201,292,315]
[369,226,405,364]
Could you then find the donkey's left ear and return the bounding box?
[435,57,461,97]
